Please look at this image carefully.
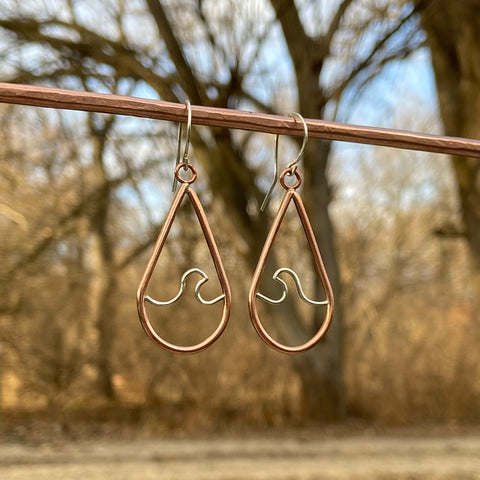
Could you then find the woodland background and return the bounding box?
[0,0,479,436]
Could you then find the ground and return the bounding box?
[0,429,479,479]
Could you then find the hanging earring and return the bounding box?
[137,100,231,353]
[248,113,334,354]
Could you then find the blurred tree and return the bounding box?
[414,0,480,279]
[0,105,94,408]
[0,89,166,402]
[335,141,478,422]
[0,0,424,419]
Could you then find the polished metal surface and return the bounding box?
[145,268,225,306]
[2,82,480,158]
[250,115,334,354]
[172,100,192,192]
[248,168,334,354]
[256,268,329,306]
[137,162,231,354]
[261,112,309,212]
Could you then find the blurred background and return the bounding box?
[0,0,479,449]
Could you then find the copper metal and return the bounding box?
[136,163,231,354]
[248,168,334,354]
[1,82,480,158]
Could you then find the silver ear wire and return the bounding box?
[260,112,308,211]
[286,112,308,174]
[172,99,192,192]
[260,133,279,212]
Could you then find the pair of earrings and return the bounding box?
[136,102,334,355]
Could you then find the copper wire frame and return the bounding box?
[136,163,232,354]
[248,169,334,354]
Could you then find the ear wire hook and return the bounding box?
[260,133,279,212]
[172,99,192,192]
[260,112,308,211]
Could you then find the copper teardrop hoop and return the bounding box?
[248,167,334,354]
[136,162,231,354]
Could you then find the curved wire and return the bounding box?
[260,112,308,210]
[286,112,308,172]
[172,99,192,192]
[257,268,328,306]
[145,268,225,306]
[182,99,192,162]
[260,133,279,212]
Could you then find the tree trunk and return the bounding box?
[87,116,117,400]
[302,139,345,420]
[416,0,480,318]
[269,0,345,420]
[0,0,349,419]
[416,0,480,266]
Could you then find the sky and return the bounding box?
[0,0,446,226]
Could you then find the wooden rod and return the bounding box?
[1,82,480,158]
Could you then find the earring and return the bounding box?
[248,113,334,354]
[137,100,231,353]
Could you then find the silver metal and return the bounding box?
[172,99,192,192]
[260,112,308,211]
[286,112,308,173]
[145,268,225,306]
[257,268,328,306]
[171,121,183,192]
[260,134,279,212]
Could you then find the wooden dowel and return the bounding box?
[1,82,480,158]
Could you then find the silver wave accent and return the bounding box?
[145,268,225,306]
[257,268,328,306]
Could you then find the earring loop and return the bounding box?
[260,112,308,211]
[249,112,334,354]
[138,99,231,354]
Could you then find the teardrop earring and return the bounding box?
[248,113,334,354]
[137,100,231,353]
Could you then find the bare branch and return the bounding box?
[330,8,420,100]
[324,0,355,51]
[116,231,158,270]
[270,0,308,47]
[2,175,124,281]
[269,0,315,69]
[366,39,425,86]
[145,0,205,104]
[239,89,277,115]
[242,15,279,77]
[0,18,176,100]
[196,0,229,70]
